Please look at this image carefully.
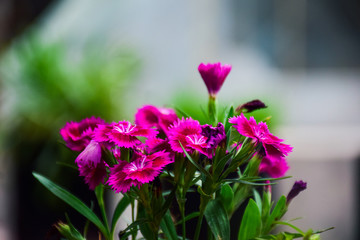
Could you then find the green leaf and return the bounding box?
[263,196,287,234]
[137,203,156,240]
[204,199,230,240]
[32,172,108,237]
[179,142,212,180]
[253,189,262,212]
[111,194,131,234]
[223,106,234,133]
[160,211,178,240]
[175,107,190,118]
[238,199,262,240]
[119,219,148,240]
[175,212,200,226]
[218,184,234,213]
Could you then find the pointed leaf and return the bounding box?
[160,211,178,240]
[32,172,108,237]
[238,199,262,240]
[263,195,287,234]
[179,142,212,180]
[204,199,230,240]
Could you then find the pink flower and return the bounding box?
[168,118,215,158]
[75,140,102,167]
[229,113,292,176]
[107,151,172,193]
[60,117,105,151]
[135,105,178,135]
[259,156,289,178]
[95,121,158,148]
[168,118,202,152]
[78,160,107,190]
[146,138,175,161]
[198,62,232,97]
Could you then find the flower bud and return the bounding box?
[235,99,267,113]
[198,62,231,97]
[286,180,307,205]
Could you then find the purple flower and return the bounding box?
[198,62,232,97]
[229,113,292,177]
[235,99,267,113]
[287,180,307,204]
[201,123,226,149]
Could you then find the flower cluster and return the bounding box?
[34,62,328,240]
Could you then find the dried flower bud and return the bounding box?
[235,99,267,113]
[286,180,307,205]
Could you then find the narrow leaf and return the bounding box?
[160,211,178,240]
[253,189,262,212]
[33,172,108,237]
[204,199,230,240]
[238,199,262,240]
[175,212,200,226]
[179,142,212,180]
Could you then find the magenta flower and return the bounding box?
[107,151,172,193]
[78,160,107,190]
[60,117,105,151]
[168,118,202,152]
[198,62,232,97]
[135,105,178,135]
[75,140,102,167]
[95,121,158,148]
[146,138,175,161]
[229,113,292,176]
[259,156,289,178]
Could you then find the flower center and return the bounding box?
[186,134,207,145]
[114,123,136,134]
[127,156,147,172]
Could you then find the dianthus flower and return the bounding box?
[229,113,292,176]
[60,117,105,151]
[78,160,107,190]
[94,121,158,148]
[146,138,175,161]
[107,151,172,193]
[201,123,226,149]
[75,140,102,167]
[198,62,232,97]
[259,156,289,178]
[168,118,215,158]
[135,105,178,135]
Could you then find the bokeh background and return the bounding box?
[0,0,360,239]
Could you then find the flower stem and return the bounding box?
[208,95,217,125]
[95,185,110,239]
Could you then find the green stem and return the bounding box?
[208,95,217,125]
[194,196,210,240]
[194,209,204,240]
[131,199,136,240]
[95,185,110,239]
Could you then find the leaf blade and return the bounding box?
[33,172,108,237]
[204,199,230,240]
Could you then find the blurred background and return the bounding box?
[0,0,359,239]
